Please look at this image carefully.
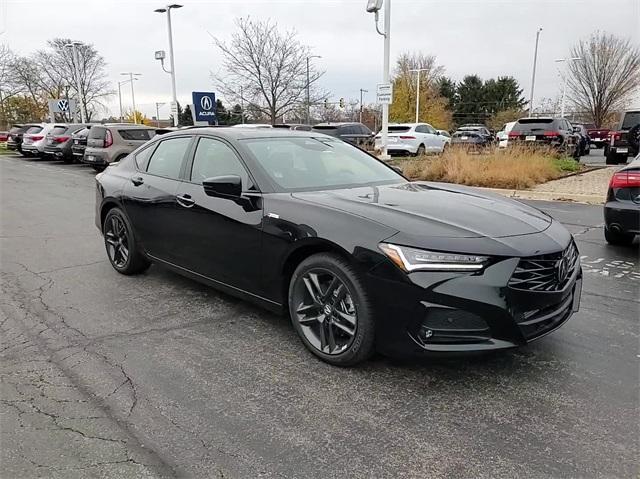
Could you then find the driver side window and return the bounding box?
[190,137,254,190]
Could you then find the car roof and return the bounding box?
[158,126,330,140]
[313,122,361,127]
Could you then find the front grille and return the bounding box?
[508,241,579,292]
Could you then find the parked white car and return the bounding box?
[374,123,449,156]
[21,123,59,157]
[496,121,516,149]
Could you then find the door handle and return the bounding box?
[131,176,144,186]
[176,194,195,208]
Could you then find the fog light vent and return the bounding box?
[418,308,490,345]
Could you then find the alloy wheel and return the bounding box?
[292,269,357,355]
[105,215,130,269]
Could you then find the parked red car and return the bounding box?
[585,125,610,149]
[0,131,8,142]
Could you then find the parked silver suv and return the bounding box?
[82,124,156,171]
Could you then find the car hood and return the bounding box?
[292,182,552,239]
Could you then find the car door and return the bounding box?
[172,136,264,293]
[122,136,194,264]
[423,124,440,152]
[414,125,429,150]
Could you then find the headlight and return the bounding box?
[379,243,489,272]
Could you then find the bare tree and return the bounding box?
[567,32,640,127]
[212,17,324,124]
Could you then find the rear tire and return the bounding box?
[103,208,151,275]
[604,227,635,246]
[606,150,621,165]
[92,165,106,172]
[288,253,375,366]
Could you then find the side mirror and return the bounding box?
[203,175,242,198]
[573,127,580,133]
[435,131,440,135]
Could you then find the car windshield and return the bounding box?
[242,136,405,192]
[26,126,43,134]
[512,119,554,131]
[621,112,640,129]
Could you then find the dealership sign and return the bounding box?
[192,91,217,124]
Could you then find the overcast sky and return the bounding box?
[3,0,639,119]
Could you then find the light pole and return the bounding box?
[117,78,137,123]
[528,27,543,117]
[120,72,141,123]
[306,55,321,124]
[64,41,86,123]
[409,68,429,123]
[155,102,165,127]
[554,57,581,118]
[359,88,368,123]
[154,4,182,127]
[367,0,391,159]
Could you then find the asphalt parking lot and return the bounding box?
[1,153,638,478]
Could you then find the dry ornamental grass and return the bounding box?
[401,145,574,190]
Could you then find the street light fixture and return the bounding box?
[409,68,429,123]
[64,41,86,123]
[528,27,543,117]
[120,72,142,123]
[154,4,182,127]
[306,55,322,124]
[554,57,581,118]
[366,0,391,160]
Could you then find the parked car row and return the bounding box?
[6,122,160,171]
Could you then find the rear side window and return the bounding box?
[74,128,90,138]
[89,127,106,140]
[134,145,155,170]
[118,129,155,141]
[146,137,192,179]
[26,126,43,134]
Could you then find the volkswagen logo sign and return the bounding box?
[200,96,213,111]
[556,257,569,283]
[57,99,69,112]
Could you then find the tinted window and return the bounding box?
[312,126,339,137]
[146,137,191,179]
[622,112,640,129]
[135,145,156,170]
[512,119,554,131]
[50,126,68,136]
[389,126,412,133]
[26,126,43,134]
[118,129,155,141]
[74,128,90,138]
[243,137,403,192]
[89,127,106,140]
[339,126,355,136]
[191,138,253,189]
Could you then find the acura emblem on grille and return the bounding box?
[556,257,569,283]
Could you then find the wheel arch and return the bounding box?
[99,198,125,233]
[280,239,354,310]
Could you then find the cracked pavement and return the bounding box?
[1,155,638,478]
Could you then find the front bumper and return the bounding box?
[366,252,582,357]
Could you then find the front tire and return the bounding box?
[103,208,150,275]
[288,253,375,366]
[415,144,426,157]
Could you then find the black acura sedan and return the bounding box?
[95,128,582,366]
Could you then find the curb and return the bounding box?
[479,187,605,205]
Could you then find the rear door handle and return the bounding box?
[131,176,144,186]
[176,194,195,208]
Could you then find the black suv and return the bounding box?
[508,117,580,157]
[606,110,640,165]
[311,122,374,149]
[6,124,28,153]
